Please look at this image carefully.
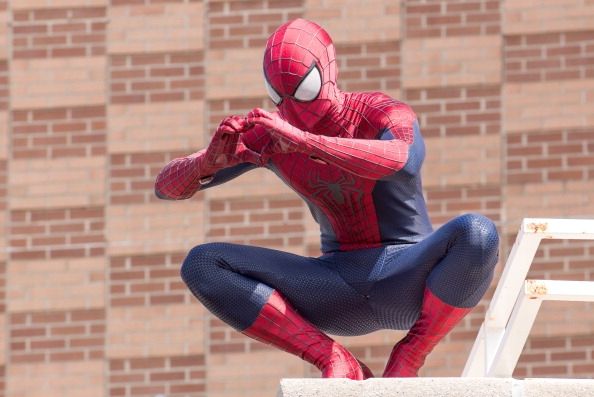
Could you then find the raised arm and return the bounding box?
[155,116,262,200]
[247,107,415,180]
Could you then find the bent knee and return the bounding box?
[454,213,499,259]
[180,242,229,284]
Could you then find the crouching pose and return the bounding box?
[155,18,499,379]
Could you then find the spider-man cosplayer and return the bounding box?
[155,18,499,379]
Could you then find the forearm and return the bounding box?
[301,133,409,179]
[247,108,410,179]
[154,150,214,200]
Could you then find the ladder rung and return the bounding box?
[525,279,594,302]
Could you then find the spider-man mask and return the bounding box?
[263,19,341,133]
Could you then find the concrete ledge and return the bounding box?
[277,378,594,397]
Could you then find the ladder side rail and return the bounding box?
[487,279,594,377]
[463,218,594,377]
[487,284,542,377]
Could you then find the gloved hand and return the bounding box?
[246,108,307,155]
[204,115,262,173]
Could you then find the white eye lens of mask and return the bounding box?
[294,66,322,102]
[264,78,282,105]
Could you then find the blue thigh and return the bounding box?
[180,242,377,336]
[368,214,499,329]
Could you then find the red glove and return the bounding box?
[247,108,307,156]
[204,115,262,173]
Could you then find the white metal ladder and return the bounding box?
[463,218,594,377]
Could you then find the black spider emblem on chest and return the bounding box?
[306,171,365,211]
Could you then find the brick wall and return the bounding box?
[504,31,594,82]
[207,0,303,49]
[110,51,205,104]
[109,355,207,397]
[10,309,105,364]
[406,1,500,37]
[0,0,593,396]
[9,207,105,260]
[206,195,305,248]
[12,7,107,59]
[506,127,594,185]
[109,151,187,205]
[12,106,106,159]
[335,41,401,94]
[406,86,501,138]
[109,252,189,307]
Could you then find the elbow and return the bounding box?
[154,179,198,201]
[154,182,175,200]
[154,177,184,201]
[154,186,175,200]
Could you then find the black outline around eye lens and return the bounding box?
[264,77,283,105]
[292,63,322,103]
[263,61,321,106]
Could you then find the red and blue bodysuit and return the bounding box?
[155,19,499,379]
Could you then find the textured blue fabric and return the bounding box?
[181,213,499,336]
[373,121,433,245]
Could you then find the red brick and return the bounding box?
[518,352,546,364]
[229,226,264,236]
[532,365,568,376]
[406,3,441,14]
[110,374,144,383]
[447,3,482,12]
[229,200,265,210]
[12,353,46,363]
[210,343,246,354]
[149,371,185,382]
[48,325,87,336]
[33,8,69,20]
[170,355,204,367]
[112,297,145,307]
[51,351,86,362]
[249,238,284,246]
[53,23,87,33]
[11,341,26,351]
[150,92,185,102]
[170,384,206,393]
[269,224,303,234]
[150,295,185,305]
[12,327,47,338]
[531,337,567,350]
[13,25,48,34]
[31,340,66,349]
[551,351,587,361]
[249,212,283,222]
[70,309,105,322]
[70,337,103,348]
[129,357,166,370]
[109,387,125,397]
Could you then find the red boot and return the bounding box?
[382,288,471,377]
[243,290,371,380]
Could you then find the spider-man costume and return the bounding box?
[155,19,499,379]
